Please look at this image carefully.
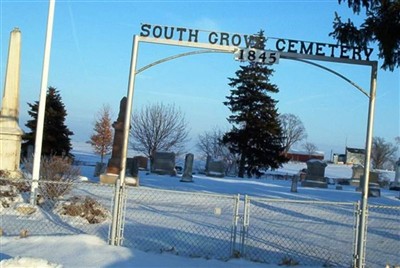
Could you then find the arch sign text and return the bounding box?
[140,23,374,65]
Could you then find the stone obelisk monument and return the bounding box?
[0,28,23,177]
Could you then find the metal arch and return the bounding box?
[287,58,370,98]
[118,36,378,268]
[136,49,233,75]
[136,48,371,99]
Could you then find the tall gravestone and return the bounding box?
[100,97,138,185]
[181,153,194,182]
[301,159,328,188]
[126,157,139,177]
[106,97,127,174]
[0,28,23,177]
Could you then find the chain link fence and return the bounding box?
[1,177,399,267]
[0,178,113,241]
[121,187,239,260]
[365,205,400,268]
[240,197,358,267]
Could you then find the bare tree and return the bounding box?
[302,142,317,156]
[197,127,240,175]
[197,128,226,159]
[89,104,113,164]
[279,113,307,154]
[129,103,189,168]
[371,137,398,169]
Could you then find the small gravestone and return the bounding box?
[390,158,400,190]
[225,160,238,177]
[94,162,107,177]
[301,159,328,188]
[206,160,225,178]
[298,169,307,182]
[350,164,364,187]
[181,153,194,182]
[357,171,380,197]
[352,164,364,179]
[368,183,381,197]
[134,155,148,170]
[152,152,176,176]
[205,156,212,173]
[290,176,298,192]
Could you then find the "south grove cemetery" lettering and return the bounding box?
[140,24,374,61]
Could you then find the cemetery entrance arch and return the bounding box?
[114,24,378,268]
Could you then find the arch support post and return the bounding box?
[356,61,377,268]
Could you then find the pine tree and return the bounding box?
[223,31,288,178]
[330,0,400,70]
[90,105,113,164]
[23,87,74,157]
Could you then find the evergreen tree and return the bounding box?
[223,31,288,178]
[330,0,400,70]
[24,87,74,157]
[90,104,113,164]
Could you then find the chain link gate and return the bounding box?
[364,205,400,268]
[116,187,241,260]
[235,196,359,267]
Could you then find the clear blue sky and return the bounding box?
[1,0,399,158]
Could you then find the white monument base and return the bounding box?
[0,128,23,176]
[99,173,139,186]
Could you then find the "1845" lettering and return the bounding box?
[234,48,280,65]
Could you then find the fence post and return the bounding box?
[353,201,361,267]
[240,195,250,256]
[109,178,126,246]
[231,194,240,256]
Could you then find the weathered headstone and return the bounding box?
[94,162,107,177]
[352,164,364,179]
[133,156,148,170]
[152,152,176,176]
[125,157,139,186]
[389,158,400,191]
[0,28,23,178]
[290,176,298,192]
[181,153,194,182]
[357,171,380,197]
[206,160,225,178]
[301,159,328,188]
[126,157,139,177]
[205,156,212,173]
[350,164,364,187]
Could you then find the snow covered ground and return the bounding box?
[1,234,278,268]
[1,147,399,267]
